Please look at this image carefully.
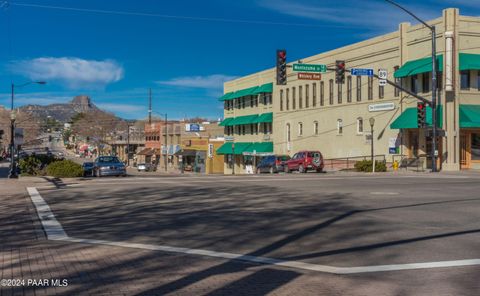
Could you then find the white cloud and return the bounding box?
[258,0,439,31]
[96,103,145,113]
[156,74,237,89]
[10,57,124,89]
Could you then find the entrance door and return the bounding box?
[460,133,469,169]
[408,131,419,158]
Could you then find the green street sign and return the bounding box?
[293,64,327,73]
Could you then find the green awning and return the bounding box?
[219,92,234,101]
[256,112,273,123]
[459,53,480,71]
[394,55,443,78]
[219,117,235,127]
[219,82,273,101]
[248,142,274,153]
[390,105,443,129]
[216,142,253,155]
[231,114,258,125]
[460,105,480,128]
[254,83,273,94]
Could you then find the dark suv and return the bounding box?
[284,151,324,173]
[256,155,291,174]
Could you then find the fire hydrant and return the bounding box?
[393,160,399,171]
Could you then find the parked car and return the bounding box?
[284,151,324,173]
[137,163,156,172]
[82,162,94,177]
[256,155,291,174]
[93,156,127,177]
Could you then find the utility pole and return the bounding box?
[126,122,131,167]
[385,0,438,172]
[164,114,168,172]
[148,88,152,125]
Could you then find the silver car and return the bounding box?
[93,156,127,177]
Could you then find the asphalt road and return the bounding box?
[38,174,480,271]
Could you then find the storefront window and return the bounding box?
[461,70,470,89]
[472,133,480,160]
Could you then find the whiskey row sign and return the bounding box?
[297,73,322,80]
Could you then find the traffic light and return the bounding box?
[276,49,287,85]
[48,135,52,142]
[417,102,426,128]
[335,60,346,84]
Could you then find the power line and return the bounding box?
[11,2,356,29]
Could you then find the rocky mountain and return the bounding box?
[19,95,102,123]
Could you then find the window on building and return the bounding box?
[313,121,319,135]
[368,76,373,100]
[357,117,363,134]
[356,76,362,101]
[280,89,284,111]
[255,95,259,107]
[379,85,384,99]
[437,72,442,90]
[299,85,303,109]
[320,81,325,106]
[242,125,246,135]
[329,79,334,105]
[337,119,343,135]
[266,93,272,105]
[338,82,342,104]
[292,87,296,109]
[478,71,480,91]
[242,97,246,108]
[347,76,352,103]
[461,70,470,89]
[472,133,480,160]
[286,123,291,142]
[286,88,290,110]
[298,122,303,136]
[422,73,430,93]
[411,75,419,93]
[305,84,310,108]
[312,83,317,107]
[394,66,400,97]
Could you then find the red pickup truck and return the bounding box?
[284,150,324,173]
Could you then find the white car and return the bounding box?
[137,163,155,172]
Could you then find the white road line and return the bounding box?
[27,187,67,240]
[27,187,480,275]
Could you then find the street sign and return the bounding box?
[351,68,374,76]
[297,73,322,80]
[368,102,395,112]
[378,69,388,86]
[293,64,327,73]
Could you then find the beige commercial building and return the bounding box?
[218,8,480,173]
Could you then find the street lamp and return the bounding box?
[9,81,46,179]
[369,117,375,173]
[385,0,438,172]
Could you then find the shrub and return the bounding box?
[46,160,83,178]
[19,156,42,176]
[354,160,387,172]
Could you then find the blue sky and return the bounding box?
[1,0,479,120]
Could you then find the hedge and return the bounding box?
[354,160,387,172]
[46,160,83,178]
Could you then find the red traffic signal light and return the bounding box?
[276,49,287,85]
[335,60,346,84]
[417,102,426,128]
